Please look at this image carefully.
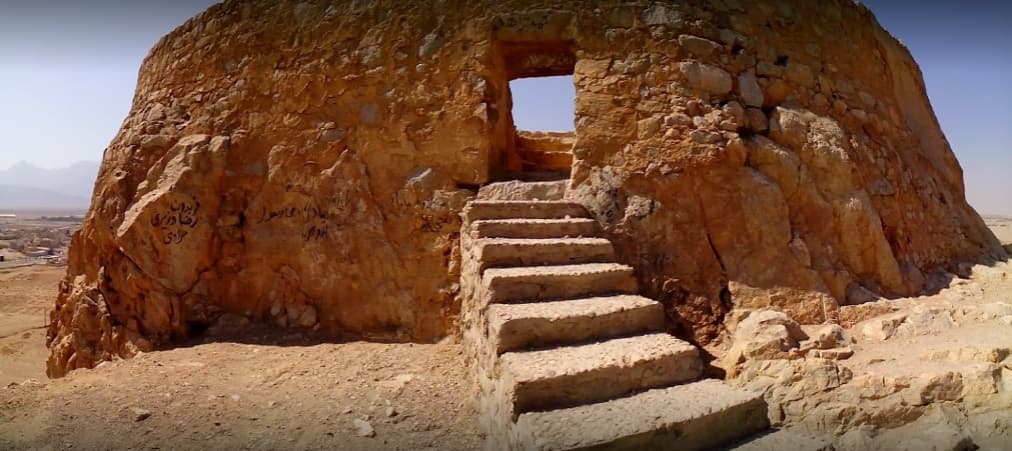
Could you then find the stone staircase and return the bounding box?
[460,180,770,450]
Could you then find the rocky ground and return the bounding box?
[1,219,1010,450]
[720,259,1012,450]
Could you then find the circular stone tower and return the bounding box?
[46,0,1006,376]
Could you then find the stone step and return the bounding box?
[515,379,769,451]
[462,201,589,223]
[470,218,600,239]
[500,333,702,415]
[516,131,575,154]
[500,171,570,182]
[472,238,615,273]
[488,295,664,354]
[518,148,573,173]
[477,180,568,201]
[482,263,638,304]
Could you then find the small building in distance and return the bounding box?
[27,247,52,258]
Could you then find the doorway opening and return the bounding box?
[509,75,575,179]
[490,41,576,182]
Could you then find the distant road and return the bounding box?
[0,257,60,269]
[0,208,87,218]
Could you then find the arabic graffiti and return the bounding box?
[303,224,329,242]
[150,196,200,245]
[256,203,329,224]
[255,200,336,242]
[162,230,189,245]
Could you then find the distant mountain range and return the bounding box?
[0,161,99,211]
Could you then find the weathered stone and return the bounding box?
[722,101,746,128]
[353,418,375,437]
[678,61,733,95]
[800,324,846,351]
[784,63,816,88]
[859,312,908,341]
[738,72,764,107]
[724,310,807,372]
[476,180,567,201]
[641,4,682,27]
[677,34,722,57]
[807,347,854,360]
[129,407,152,422]
[763,78,791,106]
[894,306,957,338]
[745,108,768,132]
[47,0,1006,378]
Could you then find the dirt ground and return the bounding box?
[0,265,56,387]
[0,266,481,450]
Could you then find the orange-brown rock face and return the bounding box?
[47,0,1006,376]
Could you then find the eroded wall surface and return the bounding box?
[47,0,1005,376]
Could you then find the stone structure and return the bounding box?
[458,190,769,448]
[48,0,1005,386]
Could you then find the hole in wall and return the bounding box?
[506,75,576,179]
[489,40,577,181]
[508,75,575,133]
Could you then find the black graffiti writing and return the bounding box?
[151,199,200,229]
[303,225,329,242]
[162,230,188,245]
[257,203,330,224]
[150,196,200,246]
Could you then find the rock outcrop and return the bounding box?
[722,262,1012,449]
[48,0,1005,377]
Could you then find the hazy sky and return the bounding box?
[1,1,1009,214]
[0,0,218,168]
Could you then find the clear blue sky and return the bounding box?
[1,1,1009,215]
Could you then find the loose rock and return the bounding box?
[353,418,375,437]
[129,407,152,422]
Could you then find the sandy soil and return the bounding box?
[0,265,57,386]
[0,341,481,450]
[986,216,1012,244]
[0,266,481,450]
